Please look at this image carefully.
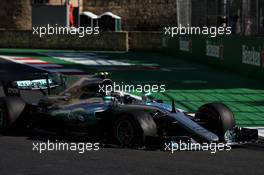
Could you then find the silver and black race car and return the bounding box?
[0,72,258,147]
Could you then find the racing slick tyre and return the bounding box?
[0,83,4,97]
[195,103,236,141]
[114,111,157,147]
[0,97,26,134]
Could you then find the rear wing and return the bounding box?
[0,73,65,97]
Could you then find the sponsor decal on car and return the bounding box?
[7,88,20,95]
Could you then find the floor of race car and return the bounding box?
[0,48,264,127]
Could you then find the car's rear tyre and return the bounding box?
[195,103,236,141]
[114,111,157,147]
[0,97,26,134]
[0,83,4,97]
[0,100,8,133]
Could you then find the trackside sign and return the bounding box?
[242,45,261,67]
[179,37,192,52]
[206,40,224,59]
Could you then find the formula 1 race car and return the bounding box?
[0,73,258,147]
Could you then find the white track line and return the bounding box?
[42,52,132,66]
[0,55,86,75]
[32,64,64,68]
[15,60,48,64]
[47,69,85,73]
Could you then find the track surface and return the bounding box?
[0,136,264,175]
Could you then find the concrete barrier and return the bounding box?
[128,32,166,51]
[0,30,166,52]
[0,30,129,51]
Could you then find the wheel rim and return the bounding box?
[116,120,134,145]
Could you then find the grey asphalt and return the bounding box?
[0,57,264,175]
[0,136,264,175]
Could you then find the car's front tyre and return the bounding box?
[195,103,236,141]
